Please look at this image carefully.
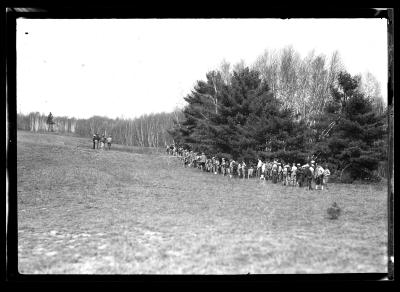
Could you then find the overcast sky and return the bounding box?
[16,18,388,119]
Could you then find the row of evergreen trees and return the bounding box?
[168,68,387,181]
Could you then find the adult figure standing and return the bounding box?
[92,134,97,149]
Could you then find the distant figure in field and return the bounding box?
[100,134,106,150]
[107,136,112,150]
[93,133,100,149]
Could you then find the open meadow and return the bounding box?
[17,131,388,274]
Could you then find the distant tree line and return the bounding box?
[168,47,388,180]
[17,112,77,133]
[17,110,184,148]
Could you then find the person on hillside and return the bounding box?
[261,161,266,180]
[106,136,112,150]
[241,161,246,179]
[95,133,100,149]
[306,163,314,190]
[229,160,236,178]
[266,161,273,180]
[290,163,297,187]
[200,152,207,171]
[322,164,331,190]
[257,158,263,178]
[183,154,189,167]
[282,164,288,186]
[296,164,304,187]
[221,158,227,176]
[92,134,97,149]
[214,158,220,174]
[278,163,283,183]
[247,163,254,179]
[99,134,105,150]
[315,163,325,190]
[206,158,211,172]
[237,162,242,178]
[271,161,278,183]
[286,164,292,186]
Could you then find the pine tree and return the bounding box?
[312,71,386,181]
[46,112,55,132]
[170,67,309,164]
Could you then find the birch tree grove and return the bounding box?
[252,47,343,125]
[17,111,183,148]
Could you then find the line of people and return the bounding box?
[166,145,331,190]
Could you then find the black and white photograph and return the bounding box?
[8,10,393,277]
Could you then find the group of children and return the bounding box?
[166,145,331,190]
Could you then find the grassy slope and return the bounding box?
[17,131,388,274]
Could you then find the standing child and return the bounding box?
[296,164,304,187]
[323,164,331,190]
[282,164,288,186]
[100,134,105,150]
[305,165,312,190]
[221,158,227,176]
[291,163,297,187]
[241,161,246,179]
[271,161,278,183]
[261,161,266,180]
[215,158,220,174]
[277,163,282,183]
[308,163,315,190]
[229,160,235,178]
[257,159,263,178]
[247,163,254,179]
[107,136,112,150]
[315,163,325,190]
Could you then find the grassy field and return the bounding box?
[17,131,388,274]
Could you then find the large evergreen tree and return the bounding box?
[312,71,386,180]
[170,67,310,163]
